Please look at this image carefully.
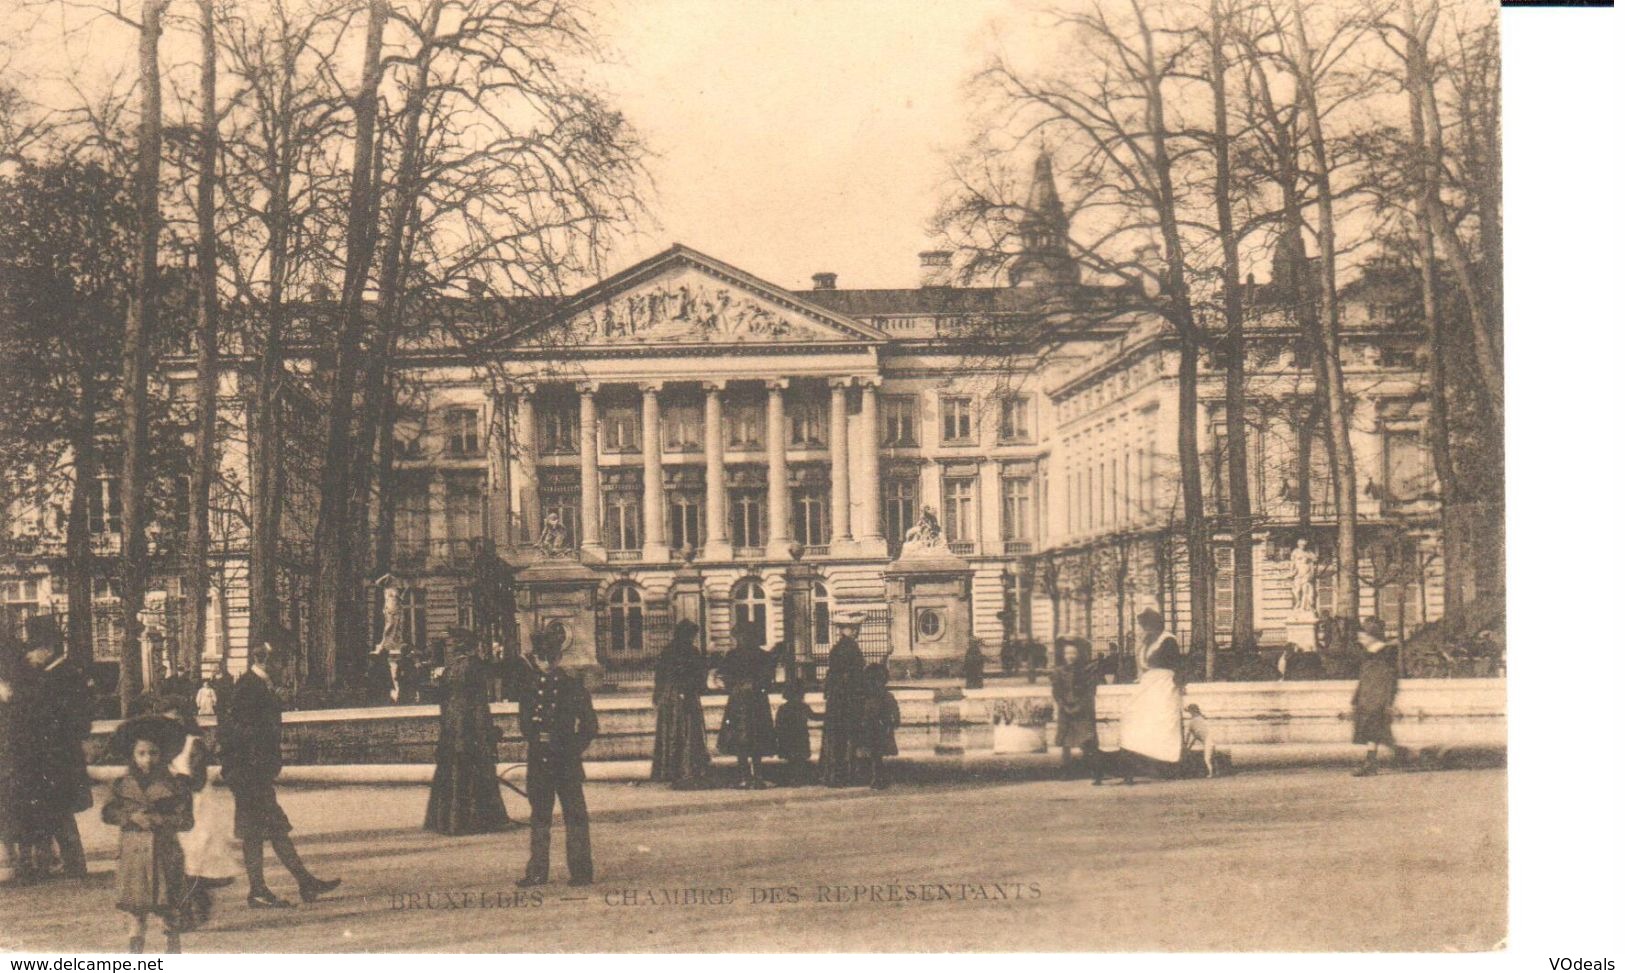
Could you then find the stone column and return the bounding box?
[827,378,852,554]
[765,379,791,558]
[490,392,513,548]
[577,382,604,560]
[858,378,886,555]
[702,381,731,561]
[512,390,540,544]
[641,382,668,561]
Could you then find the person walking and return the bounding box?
[218,644,340,908]
[650,620,711,789]
[818,612,867,787]
[1352,616,1410,777]
[514,627,598,888]
[16,633,93,881]
[1116,609,1185,784]
[423,629,509,835]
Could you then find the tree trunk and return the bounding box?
[185,0,220,679]
[119,0,167,715]
[65,387,97,668]
[1211,3,1255,653]
[309,0,388,688]
[1290,0,1360,638]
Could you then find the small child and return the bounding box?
[102,733,195,954]
[1183,703,1216,778]
[856,664,901,789]
[773,683,818,785]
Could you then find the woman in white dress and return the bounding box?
[1116,609,1185,783]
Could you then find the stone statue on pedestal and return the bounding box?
[900,505,944,557]
[1289,539,1319,615]
[376,572,407,652]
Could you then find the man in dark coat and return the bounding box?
[1,632,33,884]
[218,643,340,908]
[17,636,94,880]
[363,647,395,706]
[515,626,598,888]
[819,612,867,787]
[1352,616,1410,776]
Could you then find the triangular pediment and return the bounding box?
[537,245,888,349]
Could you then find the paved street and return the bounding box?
[0,764,1506,953]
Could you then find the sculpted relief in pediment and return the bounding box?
[564,270,837,345]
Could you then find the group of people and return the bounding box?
[649,612,901,792]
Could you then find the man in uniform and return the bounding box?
[515,626,598,888]
[219,643,341,908]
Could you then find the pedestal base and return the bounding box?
[515,558,604,686]
[1283,616,1318,652]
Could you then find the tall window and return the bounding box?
[999,396,1032,442]
[881,396,917,447]
[727,398,763,448]
[668,491,704,551]
[92,611,123,661]
[538,472,580,549]
[605,582,645,661]
[943,477,977,543]
[538,401,577,453]
[883,476,917,554]
[604,493,641,551]
[812,581,833,651]
[444,408,481,457]
[88,476,121,535]
[731,579,768,649]
[1383,429,1433,502]
[663,403,703,451]
[792,487,829,546]
[445,478,485,547]
[455,587,476,630]
[789,398,826,446]
[602,406,640,452]
[730,489,765,548]
[395,479,430,562]
[1001,476,1032,541]
[941,396,975,444]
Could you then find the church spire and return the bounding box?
[1009,150,1077,288]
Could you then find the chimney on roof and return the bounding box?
[919,250,953,288]
[811,272,838,290]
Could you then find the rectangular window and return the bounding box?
[93,611,123,661]
[999,396,1032,442]
[1384,429,1433,502]
[668,492,704,551]
[403,588,428,655]
[604,494,641,551]
[792,487,829,546]
[395,480,431,563]
[883,477,917,555]
[455,587,475,630]
[88,477,121,535]
[727,399,763,448]
[881,396,917,447]
[943,477,977,543]
[729,490,764,548]
[445,479,485,542]
[538,401,577,454]
[789,398,826,447]
[602,406,641,453]
[1002,476,1032,541]
[663,404,703,451]
[444,408,482,457]
[539,490,580,548]
[1213,546,1235,638]
[941,396,975,444]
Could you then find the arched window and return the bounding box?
[605,582,644,662]
[731,578,768,650]
[811,581,833,652]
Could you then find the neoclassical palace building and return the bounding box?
[1,159,1447,686]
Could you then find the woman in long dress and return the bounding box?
[717,636,777,789]
[424,630,510,835]
[650,620,712,789]
[1351,616,1409,776]
[1116,609,1185,783]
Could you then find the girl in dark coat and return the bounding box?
[856,664,901,789]
[1051,639,1105,783]
[819,614,867,787]
[424,631,510,834]
[650,620,712,789]
[1352,616,1409,776]
[103,732,194,954]
[773,683,817,784]
[717,636,777,789]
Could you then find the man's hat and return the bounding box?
[833,611,867,627]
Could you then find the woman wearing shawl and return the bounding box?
[1116,609,1185,783]
[424,629,510,835]
[650,620,712,789]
